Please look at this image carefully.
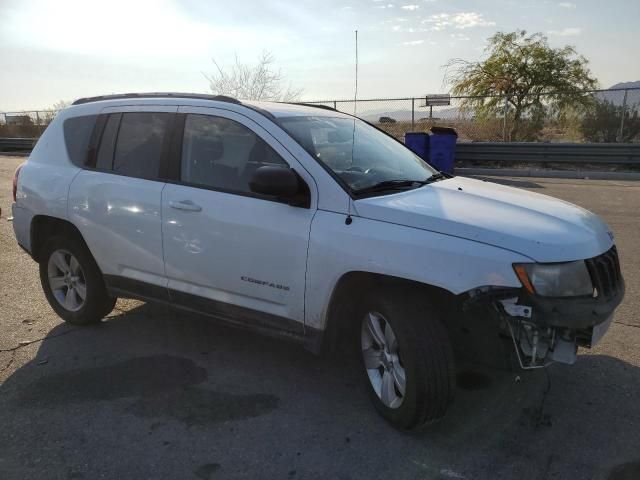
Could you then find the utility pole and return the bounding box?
[617,89,628,143]
[411,98,415,129]
[354,30,358,116]
[502,95,509,142]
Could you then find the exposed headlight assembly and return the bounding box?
[513,261,593,297]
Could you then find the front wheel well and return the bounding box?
[30,215,88,263]
[321,272,457,355]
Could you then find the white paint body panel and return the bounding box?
[304,210,532,330]
[161,106,317,321]
[68,171,167,286]
[353,176,613,263]
[11,106,86,251]
[11,95,618,339]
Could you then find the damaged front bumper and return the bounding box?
[496,276,625,369]
[459,245,625,370]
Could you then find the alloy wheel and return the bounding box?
[361,311,406,409]
[47,249,87,312]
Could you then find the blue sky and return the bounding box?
[1,0,638,110]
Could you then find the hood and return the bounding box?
[353,177,613,262]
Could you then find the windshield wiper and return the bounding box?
[352,172,452,196]
[424,172,450,184]
[352,179,427,196]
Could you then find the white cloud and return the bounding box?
[422,12,495,30]
[449,33,470,41]
[374,3,395,8]
[548,27,582,36]
[558,2,576,8]
[401,4,420,10]
[401,40,425,46]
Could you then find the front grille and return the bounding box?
[585,246,623,300]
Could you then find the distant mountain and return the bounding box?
[609,81,640,90]
[597,81,640,107]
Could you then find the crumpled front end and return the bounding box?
[461,246,625,369]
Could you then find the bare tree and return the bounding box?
[51,100,72,111]
[204,51,302,102]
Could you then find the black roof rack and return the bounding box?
[284,102,337,112]
[72,92,241,106]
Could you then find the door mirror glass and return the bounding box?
[249,166,299,197]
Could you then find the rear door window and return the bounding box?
[110,112,171,179]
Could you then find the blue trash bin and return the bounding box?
[404,132,430,161]
[428,127,458,174]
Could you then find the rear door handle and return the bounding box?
[169,200,202,212]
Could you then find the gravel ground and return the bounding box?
[0,156,638,480]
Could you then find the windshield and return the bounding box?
[277,116,437,193]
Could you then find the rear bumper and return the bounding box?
[11,203,32,255]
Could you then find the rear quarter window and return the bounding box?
[63,115,98,167]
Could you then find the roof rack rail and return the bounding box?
[72,92,241,106]
[284,102,337,112]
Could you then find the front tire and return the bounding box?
[358,287,455,430]
[39,235,116,325]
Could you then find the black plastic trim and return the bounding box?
[73,92,241,106]
[168,289,304,336]
[522,278,625,329]
[166,113,186,181]
[282,102,337,112]
[85,114,109,167]
[243,104,277,120]
[105,275,171,302]
[159,113,178,180]
[103,275,318,347]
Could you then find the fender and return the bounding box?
[304,210,532,332]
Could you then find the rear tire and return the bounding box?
[39,235,116,325]
[357,286,455,430]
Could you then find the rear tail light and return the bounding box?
[12,163,24,202]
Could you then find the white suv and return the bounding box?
[11,93,625,429]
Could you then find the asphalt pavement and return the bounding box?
[0,156,639,480]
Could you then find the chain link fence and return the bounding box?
[0,110,57,138]
[2,87,639,143]
[307,87,640,143]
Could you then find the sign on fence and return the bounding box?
[423,94,451,107]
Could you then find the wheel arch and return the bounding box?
[320,271,457,355]
[30,215,92,264]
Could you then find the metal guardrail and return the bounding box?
[2,137,639,169]
[455,142,640,166]
[0,137,35,152]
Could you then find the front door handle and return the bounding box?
[169,200,202,212]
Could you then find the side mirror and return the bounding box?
[249,166,300,198]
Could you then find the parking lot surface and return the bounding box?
[1,155,639,480]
